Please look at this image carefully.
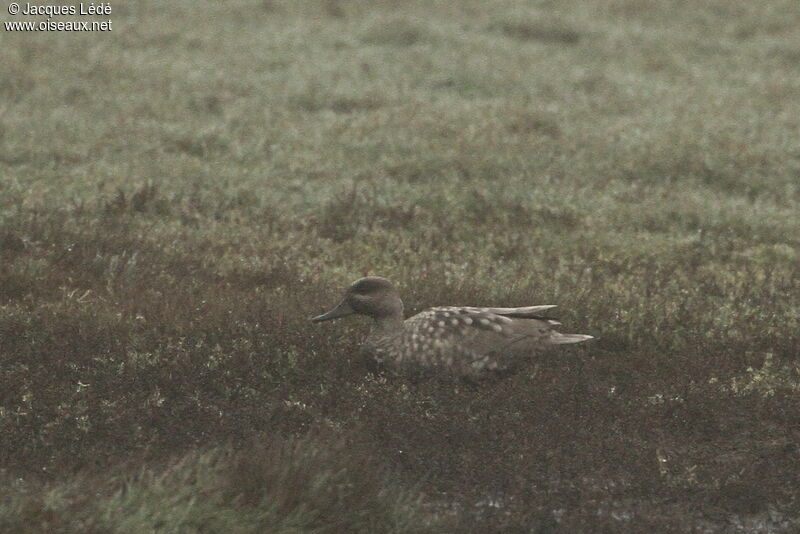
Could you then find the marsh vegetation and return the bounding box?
[1,1,798,531]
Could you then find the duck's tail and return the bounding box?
[549,333,594,344]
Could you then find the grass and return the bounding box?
[1,0,799,531]
[0,434,426,533]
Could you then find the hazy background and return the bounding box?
[1,1,798,532]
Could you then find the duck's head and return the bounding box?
[310,276,404,323]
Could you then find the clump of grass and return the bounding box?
[360,18,432,47]
[163,129,231,159]
[315,186,419,242]
[491,19,582,44]
[0,231,25,253]
[324,0,346,19]
[291,92,383,114]
[0,435,441,533]
[103,183,164,215]
[504,111,562,137]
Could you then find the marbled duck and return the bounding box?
[311,277,593,377]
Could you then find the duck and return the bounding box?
[310,277,592,377]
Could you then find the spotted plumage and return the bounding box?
[311,277,593,377]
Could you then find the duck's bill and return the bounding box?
[310,300,354,323]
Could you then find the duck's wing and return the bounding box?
[403,307,592,373]
[459,305,558,319]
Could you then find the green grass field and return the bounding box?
[1,0,799,531]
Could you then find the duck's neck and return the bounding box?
[370,312,404,336]
[367,294,404,336]
[368,294,405,338]
[364,313,405,361]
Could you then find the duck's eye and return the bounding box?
[352,280,382,294]
[352,286,374,296]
